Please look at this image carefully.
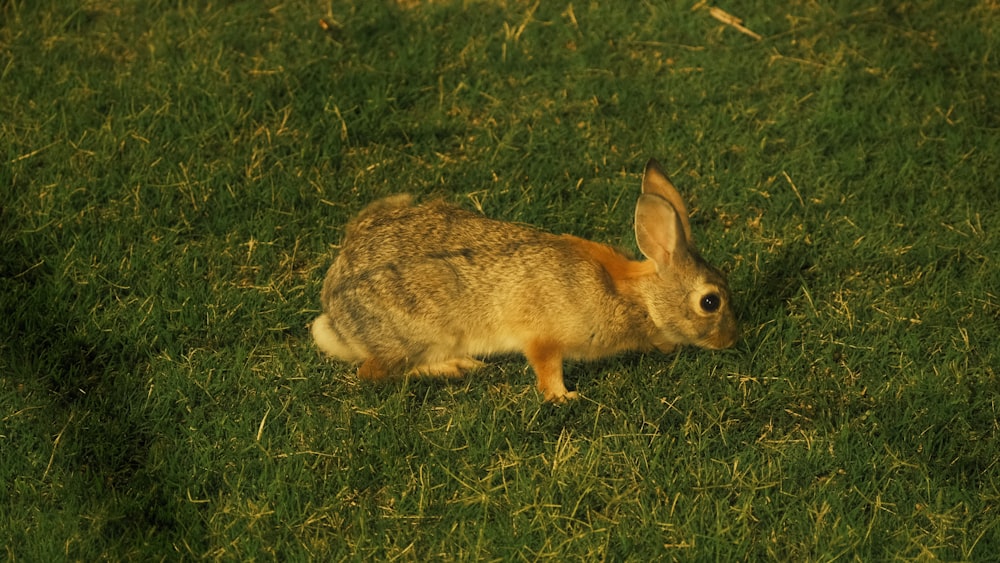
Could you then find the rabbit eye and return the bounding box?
[700,293,721,313]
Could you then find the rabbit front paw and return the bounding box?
[544,389,580,403]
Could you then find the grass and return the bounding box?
[2,0,998,559]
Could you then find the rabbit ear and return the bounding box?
[635,193,689,267]
[642,159,693,244]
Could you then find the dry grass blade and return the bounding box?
[706,5,763,40]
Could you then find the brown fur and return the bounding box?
[312,159,739,402]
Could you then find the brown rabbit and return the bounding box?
[312,159,738,402]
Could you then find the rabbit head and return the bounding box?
[634,159,739,352]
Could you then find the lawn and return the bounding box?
[2,0,998,560]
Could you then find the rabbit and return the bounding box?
[311,158,739,402]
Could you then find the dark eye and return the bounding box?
[700,293,721,313]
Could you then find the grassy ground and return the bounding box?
[2,0,998,559]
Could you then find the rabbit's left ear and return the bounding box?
[641,159,692,244]
[635,194,689,268]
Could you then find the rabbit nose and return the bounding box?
[712,323,741,349]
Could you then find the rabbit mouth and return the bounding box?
[701,329,740,350]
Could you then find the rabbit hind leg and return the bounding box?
[357,357,395,380]
[408,357,485,378]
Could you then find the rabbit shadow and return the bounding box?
[733,239,817,342]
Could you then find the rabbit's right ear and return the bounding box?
[635,194,689,268]
[642,159,692,243]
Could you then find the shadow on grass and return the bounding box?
[737,238,819,331]
[4,267,205,554]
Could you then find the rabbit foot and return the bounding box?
[409,357,485,378]
[544,389,580,403]
[357,357,391,380]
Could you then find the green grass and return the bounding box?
[2,0,998,559]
